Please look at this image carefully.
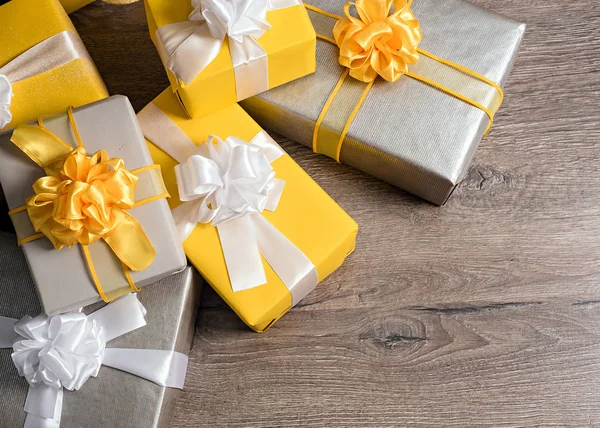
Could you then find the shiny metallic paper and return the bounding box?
[0,231,201,428]
[241,0,525,204]
[0,96,187,314]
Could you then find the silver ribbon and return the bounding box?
[0,294,188,428]
[0,30,92,129]
[155,0,302,101]
[138,103,318,304]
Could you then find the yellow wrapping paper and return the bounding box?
[0,0,108,130]
[143,89,357,332]
[60,0,94,13]
[144,0,316,118]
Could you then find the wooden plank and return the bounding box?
[0,0,598,426]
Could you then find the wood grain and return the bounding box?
[3,0,600,426]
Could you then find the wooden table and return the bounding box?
[3,0,600,426]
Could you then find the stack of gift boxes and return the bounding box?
[0,0,525,426]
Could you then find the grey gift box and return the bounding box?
[0,231,201,428]
[0,95,187,314]
[241,0,525,205]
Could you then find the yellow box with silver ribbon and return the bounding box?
[139,89,358,332]
[0,95,187,315]
[144,0,317,118]
[241,0,526,205]
[0,0,109,131]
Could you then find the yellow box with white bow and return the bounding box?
[139,89,357,332]
[0,0,108,131]
[144,0,316,118]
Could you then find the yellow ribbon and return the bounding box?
[8,108,162,302]
[306,0,504,162]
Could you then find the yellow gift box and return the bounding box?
[139,89,357,332]
[0,0,108,131]
[144,0,316,118]
[60,0,94,13]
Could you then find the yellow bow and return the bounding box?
[10,117,158,301]
[333,0,421,82]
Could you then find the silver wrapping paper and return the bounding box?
[0,231,201,428]
[241,0,525,204]
[0,96,187,314]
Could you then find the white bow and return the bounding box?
[0,74,13,129]
[155,0,301,100]
[190,0,270,43]
[174,134,285,229]
[0,294,189,428]
[12,312,105,392]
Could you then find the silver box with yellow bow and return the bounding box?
[0,96,187,315]
[241,0,525,205]
[0,231,202,428]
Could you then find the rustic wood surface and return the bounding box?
[2,0,600,426]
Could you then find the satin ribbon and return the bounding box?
[0,294,188,428]
[8,108,162,303]
[138,103,318,304]
[305,0,505,162]
[0,31,92,129]
[155,0,301,101]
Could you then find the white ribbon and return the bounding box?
[0,74,13,128]
[138,103,318,304]
[155,0,302,100]
[0,294,189,428]
[0,31,92,130]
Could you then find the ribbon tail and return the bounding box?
[0,316,18,348]
[217,215,267,291]
[229,36,269,101]
[103,210,156,272]
[156,21,224,84]
[253,214,318,306]
[0,74,12,129]
[102,349,188,389]
[249,130,286,162]
[23,385,63,427]
[172,199,205,243]
[87,293,147,343]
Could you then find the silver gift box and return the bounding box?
[241,0,525,204]
[0,96,187,314]
[0,231,201,428]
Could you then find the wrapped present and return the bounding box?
[138,89,358,332]
[0,231,201,428]
[144,0,317,118]
[0,0,108,131]
[60,0,94,13]
[241,0,526,205]
[0,95,187,314]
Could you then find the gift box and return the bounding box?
[0,95,187,314]
[0,0,108,131]
[139,89,358,332]
[60,0,94,13]
[144,0,316,118]
[0,231,201,428]
[240,0,526,205]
